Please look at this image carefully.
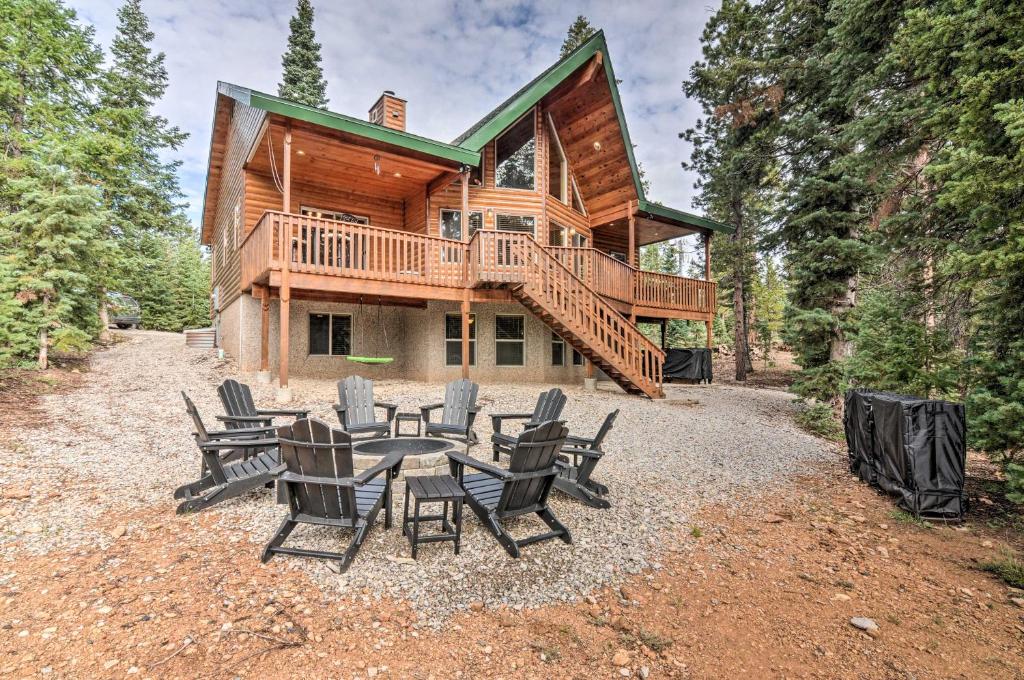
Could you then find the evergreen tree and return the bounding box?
[0,152,109,368]
[0,0,108,367]
[278,0,328,108]
[93,0,193,331]
[560,15,597,58]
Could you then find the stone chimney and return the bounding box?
[369,90,406,132]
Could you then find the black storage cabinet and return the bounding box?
[664,348,713,384]
[844,389,966,520]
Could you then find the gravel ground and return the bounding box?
[0,330,831,624]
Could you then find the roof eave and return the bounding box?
[637,200,734,235]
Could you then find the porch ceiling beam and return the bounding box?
[428,169,462,196]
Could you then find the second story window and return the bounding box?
[495,112,535,190]
[440,209,483,241]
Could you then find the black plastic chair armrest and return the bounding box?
[561,446,603,460]
[420,403,443,423]
[445,451,511,480]
[205,425,277,438]
[216,414,273,424]
[565,434,596,447]
[376,402,398,422]
[355,452,403,484]
[198,437,278,451]
[279,471,355,488]
[256,408,309,418]
[490,413,533,434]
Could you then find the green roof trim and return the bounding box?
[637,200,734,235]
[217,82,479,167]
[452,31,647,202]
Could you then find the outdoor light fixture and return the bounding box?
[393,172,402,178]
[593,141,602,151]
[373,154,381,175]
[296,149,305,156]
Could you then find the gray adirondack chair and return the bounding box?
[173,392,284,514]
[447,420,571,558]
[261,418,401,572]
[420,379,480,448]
[333,376,397,439]
[217,379,308,429]
[491,387,567,461]
[554,409,618,509]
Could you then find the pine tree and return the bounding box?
[0,0,108,367]
[0,152,109,368]
[278,0,328,108]
[560,15,597,58]
[93,0,192,332]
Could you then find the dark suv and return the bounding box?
[107,292,142,329]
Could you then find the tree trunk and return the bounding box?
[98,292,111,342]
[37,294,49,370]
[731,196,750,382]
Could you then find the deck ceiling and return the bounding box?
[593,214,701,248]
[544,68,638,217]
[247,117,460,202]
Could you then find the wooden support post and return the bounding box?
[586,359,595,379]
[278,124,292,401]
[660,318,667,350]
[461,167,470,241]
[627,201,636,268]
[460,291,471,380]
[259,288,270,373]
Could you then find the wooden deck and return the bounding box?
[240,211,717,398]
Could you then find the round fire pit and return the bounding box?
[352,437,455,480]
[353,437,453,457]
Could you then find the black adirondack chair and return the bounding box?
[261,418,401,572]
[554,409,618,509]
[173,392,284,514]
[420,379,480,448]
[333,376,397,439]
[217,378,309,429]
[447,420,571,558]
[491,387,567,461]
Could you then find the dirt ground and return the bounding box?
[1,349,1022,678]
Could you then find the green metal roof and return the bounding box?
[637,200,734,235]
[217,82,479,167]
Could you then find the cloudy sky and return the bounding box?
[69,0,718,232]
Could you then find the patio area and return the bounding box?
[2,331,829,626]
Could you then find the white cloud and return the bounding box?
[69,0,717,229]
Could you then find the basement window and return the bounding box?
[495,112,535,190]
[572,348,585,366]
[551,331,565,366]
[445,313,476,366]
[495,315,525,366]
[309,313,351,356]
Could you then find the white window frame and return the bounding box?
[551,331,565,366]
[495,314,526,367]
[494,110,536,192]
[300,205,370,225]
[308,312,352,357]
[444,312,476,366]
[570,176,587,215]
[439,209,484,241]
[572,348,585,366]
[549,220,568,247]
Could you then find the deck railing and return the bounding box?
[471,231,664,398]
[547,246,716,315]
[240,211,468,291]
[240,211,715,318]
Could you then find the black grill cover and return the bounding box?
[844,389,966,519]
[664,348,712,383]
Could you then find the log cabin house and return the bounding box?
[200,31,731,400]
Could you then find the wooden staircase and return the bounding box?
[470,231,664,398]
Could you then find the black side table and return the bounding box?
[402,475,465,559]
[394,412,421,438]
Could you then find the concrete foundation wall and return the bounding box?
[221,294,588,387]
